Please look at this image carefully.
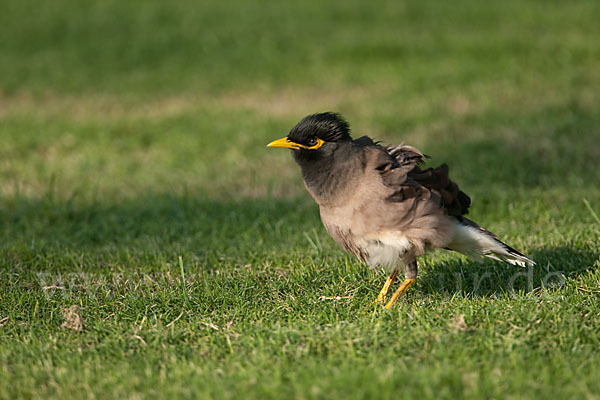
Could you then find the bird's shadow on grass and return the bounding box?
[1,192,597,301]
[417,247,599,298]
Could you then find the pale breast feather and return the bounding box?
[359,233,414,270]
[324,223,368,262]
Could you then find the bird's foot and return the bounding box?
[371,270,398,305]
[384,278,416,309]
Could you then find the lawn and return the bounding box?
[1,0,599,398]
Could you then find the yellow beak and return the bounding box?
[267,136,325,150]
[267,136,301,150]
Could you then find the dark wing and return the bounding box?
[370,143,427,186]
[409,163,471,216]
[385,144,429,176]
[373,143,471,217]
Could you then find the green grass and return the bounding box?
[1,0,600,398]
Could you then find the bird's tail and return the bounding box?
[447,217,535,267]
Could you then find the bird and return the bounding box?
[267,112,535,308]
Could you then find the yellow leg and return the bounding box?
[384,278,416,309]
[373,270,399,304]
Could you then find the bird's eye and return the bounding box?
[307,137,318,147]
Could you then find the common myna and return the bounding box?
[268,112,535,308]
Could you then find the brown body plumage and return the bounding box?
[268,113,534,307]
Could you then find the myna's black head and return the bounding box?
[289,112,351,146]
[268,113,356,201]
[267,113,352,155]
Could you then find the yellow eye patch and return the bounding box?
[267,137,325,150]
